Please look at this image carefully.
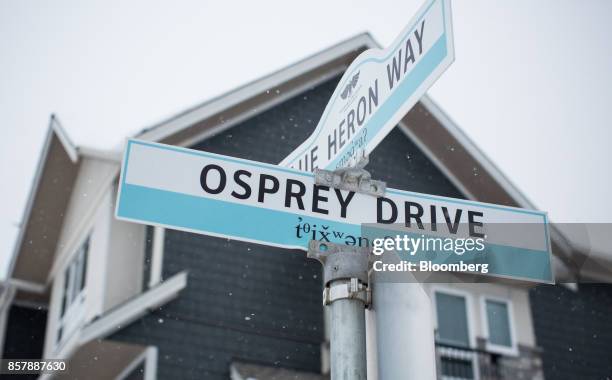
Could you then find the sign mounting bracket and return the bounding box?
[314,155,386,197]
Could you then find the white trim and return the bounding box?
[115,346,158,380]
[0,308,8,363]
[8,278,46,294]
[561,282,578,292]
[79,271,187,344]
[144,346,158,380]
[51,116,79,163]
[114,350,146,380]
[431,285,477,348]
[0,286,16,355]
[47,165,119,283]
[88,189,112,321]
[176,66,346,149]
[78,146,122,163]
[38,373,52,380]
[229,363,245,380]
[479,295,519,357]
[44,266,63,358]
[0,285,16,311]
[148,227,165,288]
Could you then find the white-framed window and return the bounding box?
[480,296,518,356]
[56,236,90,346]
[432,287,478,380]
[433,287,475,347]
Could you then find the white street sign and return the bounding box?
[116,140,553,283]
[280,0,454,171]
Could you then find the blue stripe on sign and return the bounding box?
[328,34,448,169]
[117,183,362,250]
[118,183,552,282]
[404,244,553,282]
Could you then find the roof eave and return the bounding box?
[8,116,80,289]
[135,33,378,145]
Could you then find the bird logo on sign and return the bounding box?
[340,71,360,100]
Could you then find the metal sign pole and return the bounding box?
[308,162,382,379]
[311,160,438,379]
[308,241,370,380]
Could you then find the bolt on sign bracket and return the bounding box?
[314,155,386,197]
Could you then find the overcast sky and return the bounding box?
[1,0,611,279]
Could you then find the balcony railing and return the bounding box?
[435,342,503,380]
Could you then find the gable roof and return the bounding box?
[10,32,585,289]
[130,32,579,279]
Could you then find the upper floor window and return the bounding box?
[434,289,477,380]
[482,297,517,355]
[57,236,89,344]
[435,291,471,347]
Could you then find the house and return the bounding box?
[2,33,611,380]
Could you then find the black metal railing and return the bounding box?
[435,342,503,380]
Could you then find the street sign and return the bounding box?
[116,139,553,283]
[279,0,454,171]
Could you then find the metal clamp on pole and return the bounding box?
[308,241,371,306]
[314,155,386,197]
[308,240,370,380]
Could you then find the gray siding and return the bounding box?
[111,74,462,379]
[530,284,612,380]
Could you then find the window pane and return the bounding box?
[73,255,82,299]
[486,300,512,347]
[80,244,88,291]
[60,270,69,317]
[70,263,79,303]
[436,292,470,347]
